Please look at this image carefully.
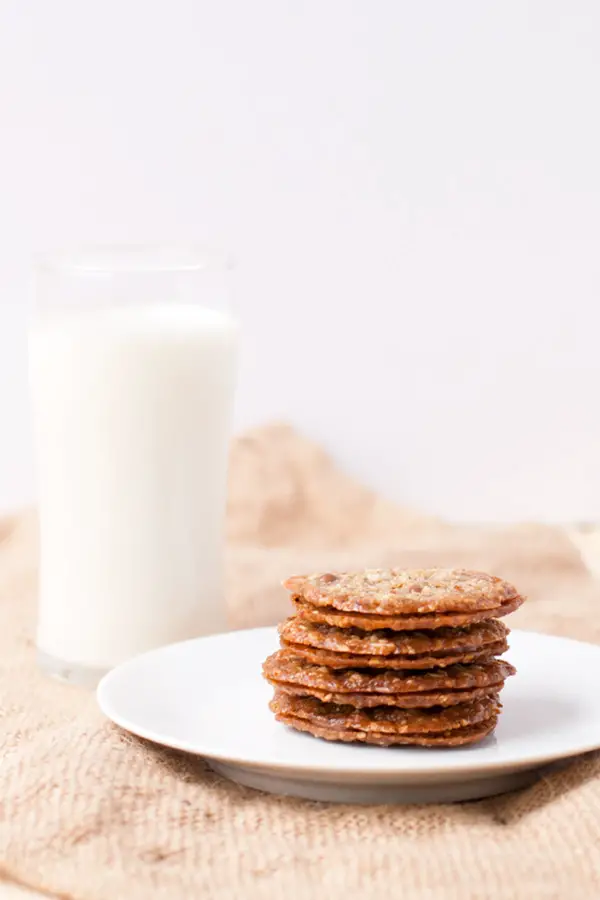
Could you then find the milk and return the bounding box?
[30,304,238,675]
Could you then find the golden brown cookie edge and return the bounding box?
[275,712,498,747]
[279,637,509,669]
[267,680,505,708]
[262,649,517,694]
[270,691,501,734]
[278,616,509,657]
[292,595,523,630]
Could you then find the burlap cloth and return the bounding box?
[1,423,600,899]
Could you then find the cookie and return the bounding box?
[272,680,502,708]
[278,617,508,657]
[284,568,522,616]
[270,691,500,734]
[266,567,521,748]
[262,650,516,695]
[292,596,523,631]
[279,638,508,669]
[275,712,498,747]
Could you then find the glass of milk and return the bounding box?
[29,245,239,686]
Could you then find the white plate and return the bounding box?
[97,628,600,804]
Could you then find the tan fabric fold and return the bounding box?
[0,423,599,899]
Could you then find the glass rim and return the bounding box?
[34,243,232,275]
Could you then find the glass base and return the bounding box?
[37,649,109,688]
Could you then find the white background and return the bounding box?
[1,0,600,522]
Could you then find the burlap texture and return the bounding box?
[1,423,600,899]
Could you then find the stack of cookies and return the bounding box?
[263,568,524,747]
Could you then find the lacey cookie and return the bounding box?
[284,568,523,618]
[264,567,524,748]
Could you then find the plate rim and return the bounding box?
[97,626,600,779]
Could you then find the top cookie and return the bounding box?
[283,568,521,616]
